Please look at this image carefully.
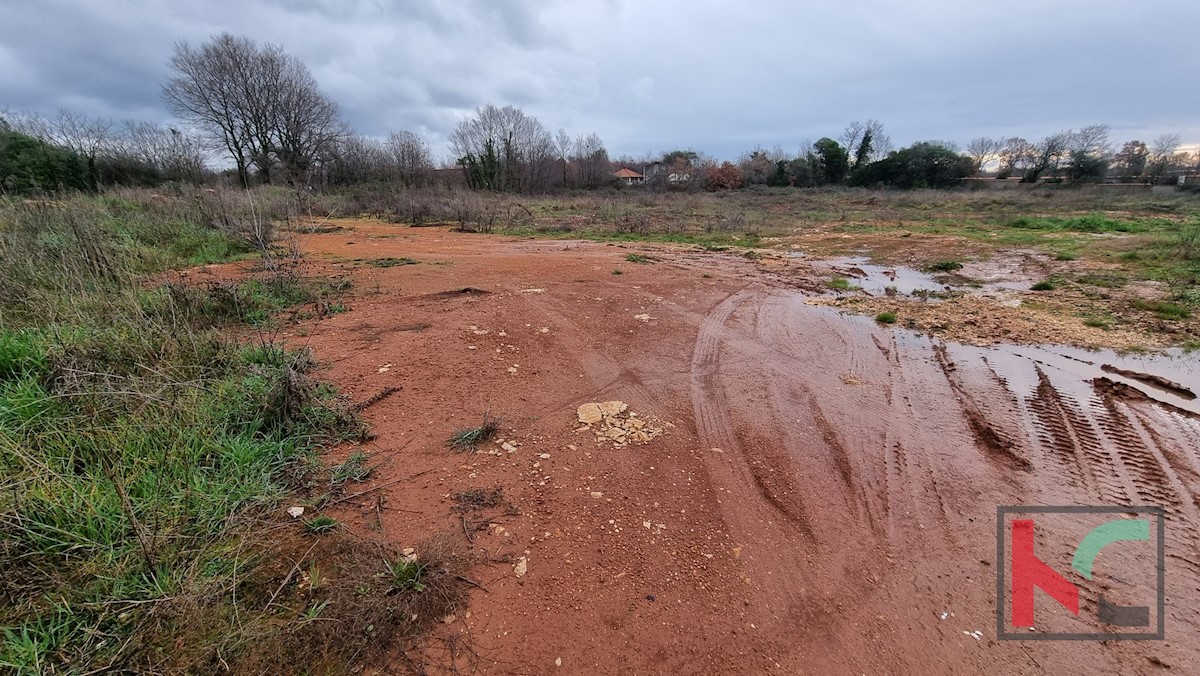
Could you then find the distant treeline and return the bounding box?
[4,33,1198,196]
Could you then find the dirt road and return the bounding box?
[288,222,1200,674]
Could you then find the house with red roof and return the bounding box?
[613,167,644,186]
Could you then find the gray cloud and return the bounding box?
[3,0,1198,162]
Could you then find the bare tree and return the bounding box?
[163,34,255,186]
[163,33,343,187]
[738,146,775,185]
[449,105,556,192]
[553,128,573,189]
[114,121,206,183]
[1067,124,1112,158]
[385,130,433,187]
[840,119,891,166]
[571,132,608,189]
[272,68,343,185]
[1147,133,1182,183]
[999,137,1034,176]
[839,121,866,160]
[966,137,1003,174]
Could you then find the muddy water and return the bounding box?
[692,289,1200,672]
[804,255,948,295]
[805,255,1038,296]
[954,343,1200,416]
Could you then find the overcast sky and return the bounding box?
[2,0,1198,161]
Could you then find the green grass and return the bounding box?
[829,277,852,290]
[624,253,652,263]
[875,311,898,324]
[1003,213,1169,233]
[448,415,500,452]
[330,450,372,486]
[1134,299,1191,320]
[1076,272,1127,288]
[386,557,427,593]
[0,193,374,673]
[1031,280,1057,291]
[304,515,340,535]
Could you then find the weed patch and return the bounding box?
[367,257,419,267]
[449,415,500,452]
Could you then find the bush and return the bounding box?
[875,311,898,324]
[849,142,974,189]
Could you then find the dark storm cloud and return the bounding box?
[2,0,1198,161]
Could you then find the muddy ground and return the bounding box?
[268,221,1199,674]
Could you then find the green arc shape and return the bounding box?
[1073,519,1150,580]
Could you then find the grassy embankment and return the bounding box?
[0,190,464,674]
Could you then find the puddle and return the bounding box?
[804,256,949,296]
[809,300,1200,415]
[799,255,1041,296]
[949,342,1200,416]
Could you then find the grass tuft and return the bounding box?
[304,515,340,535]
[449,414,500,452]
[875,311,898,324]
[925,260,963,272]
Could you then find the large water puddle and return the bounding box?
[800,255,1034,296]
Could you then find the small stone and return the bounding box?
[514,556,528,578]
[539,453,551,459]
[590,492,604,499]
[286,506,305,518]
[555,657,563,667]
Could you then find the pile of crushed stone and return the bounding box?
[575,401,670,447]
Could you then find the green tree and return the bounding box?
[853,130,873,169]
[0,130,89,194]
[812,138,849,184]
[849,142,973,189]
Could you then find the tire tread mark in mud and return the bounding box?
[691,288,815,539]
[932,343,1032,473]
[1118,407,1200,582]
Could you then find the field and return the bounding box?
[4,185,1200,673]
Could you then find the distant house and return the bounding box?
[614,167,644,185]
[643,161,690,185]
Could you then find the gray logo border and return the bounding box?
[995,505,1165,641]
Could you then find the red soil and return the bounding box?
[280,221,1200,675]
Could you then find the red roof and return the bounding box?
[614,168,643,178]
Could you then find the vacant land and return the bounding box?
[5,186,1200,674]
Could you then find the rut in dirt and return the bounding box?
[684,286,1200,660]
